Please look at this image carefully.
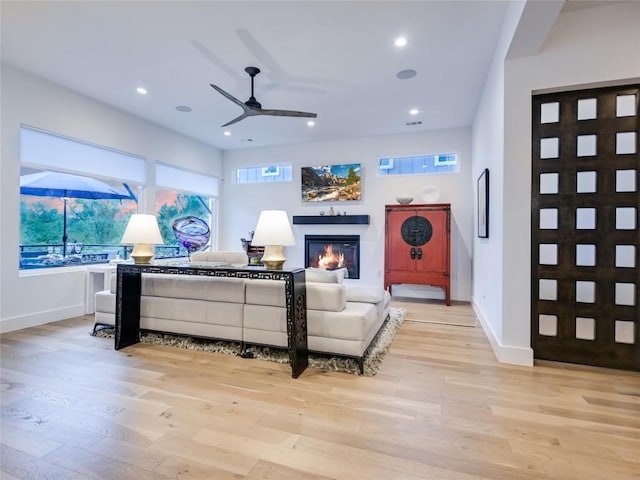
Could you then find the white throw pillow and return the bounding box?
[345,285,385,303]
[305,267,340,284]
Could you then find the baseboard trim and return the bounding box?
[472,297,533,367]
[0,304,85,334]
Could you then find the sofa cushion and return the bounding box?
[245,278,346,312]
[305,267,342,284]
[245,279,286,307]
[142,274,245,303]
[140,317,242,341]
[243,304,286,332]
[141,296,244,326]
[307,283,346,312]
[243,304,288,347]
[191,251,248,265]
[345,286,386,304]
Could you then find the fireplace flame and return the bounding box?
[318,244,345,269]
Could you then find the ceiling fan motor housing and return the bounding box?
[244,66,261,77]
[245,96,262,109]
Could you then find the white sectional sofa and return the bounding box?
[94,252,391,371]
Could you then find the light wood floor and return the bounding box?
[1,303,639,480]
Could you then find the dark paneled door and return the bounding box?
[531,84,639,370]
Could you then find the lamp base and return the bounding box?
[130,243,154,264]
[261,245,286,270]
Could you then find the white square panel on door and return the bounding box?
[540,138,559,159]
[576,171,597,193]
[576,244,596,266]
[541,102,560,123]
[540,173,559,194]
[616,207,636,230]
[616,94,636,117]
[578,98,597,120]
[576,208,596,229]
[577,135,597,157]
[616,132,637,155]
[540,244,558,265]
[616,170,636,192]
[616,245,636,268]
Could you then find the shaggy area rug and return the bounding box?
[93,307,406,376]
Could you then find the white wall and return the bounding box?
[473,1,640,364]
[0,65,223,333]
[221,129,473,300]
[472,1,528,364]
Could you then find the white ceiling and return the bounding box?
[2,1,521,150]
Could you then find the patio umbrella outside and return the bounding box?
[20,170,135,257]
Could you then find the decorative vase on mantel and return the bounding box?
[395,192,413,205]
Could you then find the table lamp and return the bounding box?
[121,214,164,264]
[251,210,295,270]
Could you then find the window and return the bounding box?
[19,167,138,269]
[154,190,214,258]
[155,164,219,256]
[378,153,458,175]
[19,126,143,269]
[236,164,293,183]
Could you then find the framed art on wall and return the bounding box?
[477,168,489,238]
[301,163,361,202]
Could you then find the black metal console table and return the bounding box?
[114,263,308,378]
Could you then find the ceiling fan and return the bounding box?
[211,66,318,127]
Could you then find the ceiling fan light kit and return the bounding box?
[211,66,317,127]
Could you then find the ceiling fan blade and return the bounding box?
[210,84,249,111]
[221,111,252,127]
[258,109,317,119]
[192,40,240,81]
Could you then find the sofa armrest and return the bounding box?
[109,272,117,293]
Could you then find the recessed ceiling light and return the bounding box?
[136,87,147,95]
[175,105,192,112]
[395,37,407,47]
[396,69,417,80]
[409,108,419,116]
[307,120,315,127]
[223,131,231,136]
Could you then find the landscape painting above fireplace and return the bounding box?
[301,163,361,202]
[305,234,360,279]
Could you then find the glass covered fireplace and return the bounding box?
[305,234,360,279]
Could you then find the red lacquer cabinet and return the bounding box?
[384,203,451,305]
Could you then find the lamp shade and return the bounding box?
[251,210,295,246]
[121,214,164,244]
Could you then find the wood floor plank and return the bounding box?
[245,459,336,480]
[42,444,170,480]
[150,431,258,476]
[154,454,244,479]
[1,444,81,480]
[0,421,63,458]
[0,306,638,479]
